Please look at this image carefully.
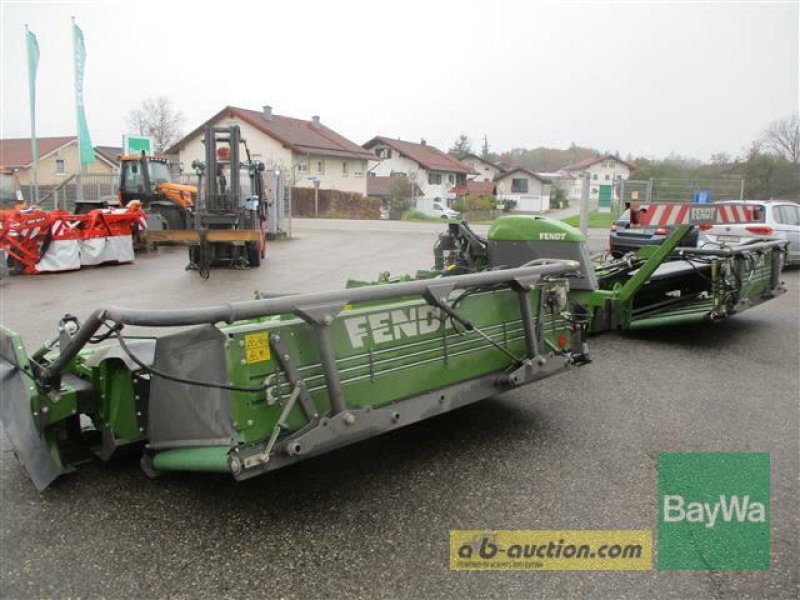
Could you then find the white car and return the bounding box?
[432,201,460,220]
[702,200,800,266]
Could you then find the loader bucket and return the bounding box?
[0,327,63,491]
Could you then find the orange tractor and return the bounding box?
[75,154,196,231]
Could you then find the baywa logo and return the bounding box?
[657,452,770,570]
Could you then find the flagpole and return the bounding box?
[72,16,84,206]
[25,24,39,205]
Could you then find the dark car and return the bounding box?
[609,209,699,258]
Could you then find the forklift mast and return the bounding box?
[199,125,242,214]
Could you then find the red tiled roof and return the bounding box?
[366,175,422,198]
[453,180,497,196]
[363,136,476,174]
[561,154,633,171]
[168,106,375,161]
[0,136,76,167]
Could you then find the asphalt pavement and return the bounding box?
[0,218,797,599]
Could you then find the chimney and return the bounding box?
[311,115,320,126]
[262,105,272,121]
[420,138,427,145]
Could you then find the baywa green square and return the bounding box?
[657,452,770,570]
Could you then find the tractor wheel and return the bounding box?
[154,205,186,230]
[246,241,261,267]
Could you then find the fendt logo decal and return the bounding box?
[344,306,451,348]
[539,232,567,241]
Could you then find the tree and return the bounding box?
[388,175,416,219]
[126,96,185,153]
[761,113,800,165]
[448,134,472,158]
[480,134,499,163]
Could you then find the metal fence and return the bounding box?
[614,178,745,217]
[24,174,118,212]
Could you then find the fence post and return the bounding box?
[579,173,590,236]
[739,179,745,200]
[647,178,654,203]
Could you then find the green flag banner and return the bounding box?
[26,27,39,163]
[73,21,95,165]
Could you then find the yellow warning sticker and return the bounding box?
[244,332,270,364]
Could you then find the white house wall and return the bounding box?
[461,156,501,182]
[565,160,631,201]
[368,144,459,204]
[496,174,550,213]
[177,116,367,194]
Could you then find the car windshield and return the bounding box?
[148,161,172,185]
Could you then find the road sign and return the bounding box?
[123,134,153,156]
[694,191,712,204]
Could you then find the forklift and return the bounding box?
[144,124,267,277]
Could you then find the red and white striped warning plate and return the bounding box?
[632,203,756,227]
[716,204,757,224]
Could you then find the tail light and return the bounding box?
[655,226,669,236]
[699,224,712,231]
[610,224,617,232]
[745,225,773,236]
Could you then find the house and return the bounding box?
[366,175,423,200]
[94,146,123,167]
[0,136,118,188]
[459,153,504,182]
[537,172,577,205]
[495,167,551,213]
[167,106,376,195]
[451,180,497,198]
[560,154,633,209]
[362,136,475,212]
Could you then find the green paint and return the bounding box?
[598,185,612,208]
[224,284,571,444]
[488,215,584,243]
[658,452,770,570]
[152,446,231,472]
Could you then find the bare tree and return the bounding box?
[126,96,185,153]
[761,113,800,165]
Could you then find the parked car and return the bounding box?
[701,200,800,266]
[609,208,699,257]
[431,201,460,220]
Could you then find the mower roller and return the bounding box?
[0,261,588,490]
[428,203,787,333]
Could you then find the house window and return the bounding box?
[592,173,598,180]
[376,147,392,159]
[342,161,348,176]
[297,163,308,173]
[511,178,529,193]
[604,174,610,181]
[55,159,66,174]
[428,172,442,185]
[317,161,325,174]
[448,174,455,185]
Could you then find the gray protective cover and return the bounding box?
[488,240,599,290]
[147,325,234,448]
[0,333,62,491]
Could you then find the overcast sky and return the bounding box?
[1,0,797,160]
